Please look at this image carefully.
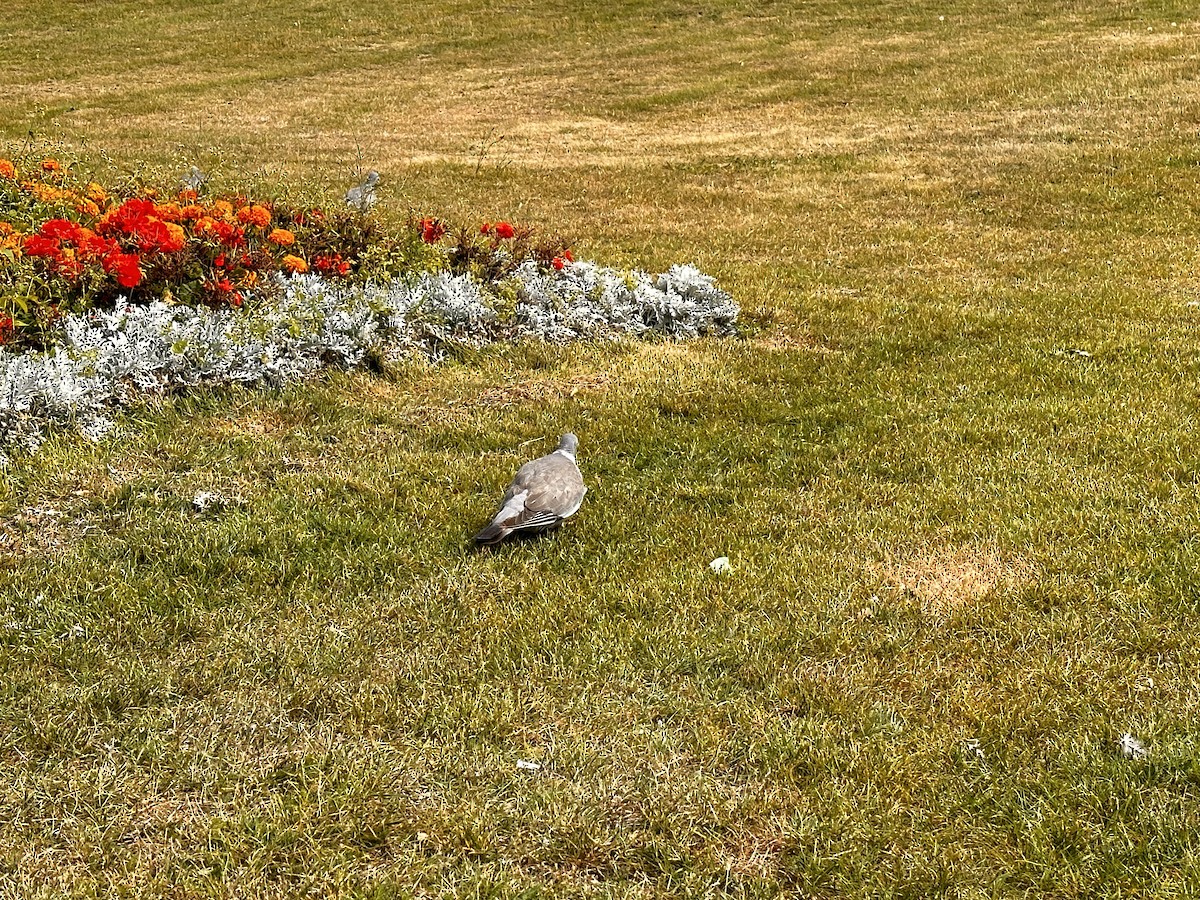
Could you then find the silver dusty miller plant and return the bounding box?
[0,261,737,464]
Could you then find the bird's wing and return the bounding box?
[512,454,586,521]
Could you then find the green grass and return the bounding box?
[4,0,1200,896]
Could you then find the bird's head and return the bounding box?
[558,433,579,454]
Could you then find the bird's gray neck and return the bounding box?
[554,449,577,462]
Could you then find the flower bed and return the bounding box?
[0,156,738,465]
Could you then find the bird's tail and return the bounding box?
[473,522,508,546]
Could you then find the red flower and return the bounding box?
[55,254,84,281]
[22,234,61,257]
[97,198,158,236]
[480,222,492,235]
[117,258,143,288]
[74,227,113,260]
[552,256,565,271]
[216,221,245,247]
[102,250,143,288]
[418,216,447,244]
[40,219,81,242]
[314,253,351,277]
[493,221,514,239]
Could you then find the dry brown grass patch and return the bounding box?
[401,372,612,427]
[210,409,301,437]
[887,545,1033,618]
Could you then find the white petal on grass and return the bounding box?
[1117,733,1147,759]
[709,556,733,574]
[516,759,541,771]
[192,490,225,512]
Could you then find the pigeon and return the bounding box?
[344,170,379,212]
[179,166,207,194]
[474,433,586,546]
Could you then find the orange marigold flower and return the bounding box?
[209,200,234,220]
[76,198,101,218]
[25,182,65,204]
[84,182,107,203]
[0,160,15,179]
[163,222,187,252]
[155,202,183,223]
[193,216,217,236]
[237,204,272,228]
[41,158,62,173]
[0,224,22,257]
[179,204,206,220]
[266,227,295,246]
[280,254,308,274]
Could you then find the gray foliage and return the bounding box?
[0,261,737,463]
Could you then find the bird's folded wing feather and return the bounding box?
[511,455,585,520]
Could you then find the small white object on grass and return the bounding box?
[192,490,225,512]
[709,556,733,575]
[516,759,541,771]
[1117,733,1147,760]
[963,738,985,762]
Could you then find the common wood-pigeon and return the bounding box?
[344,170,379,212]
[474,433,586,546]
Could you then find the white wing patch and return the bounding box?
[495,489,529,526]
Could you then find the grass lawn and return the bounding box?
[4,0,1200,895]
